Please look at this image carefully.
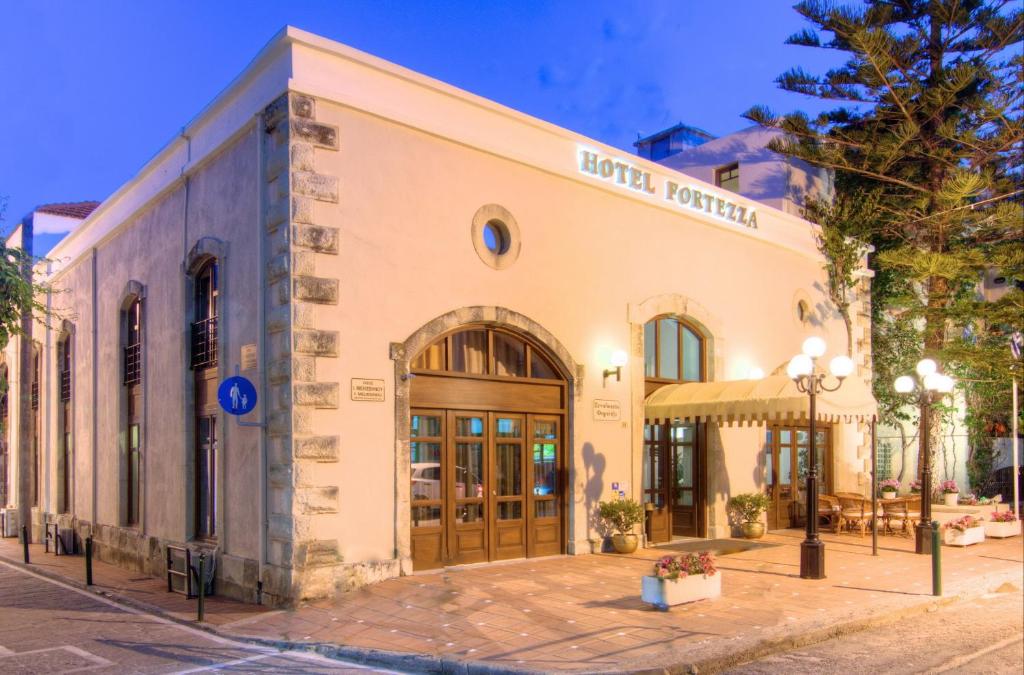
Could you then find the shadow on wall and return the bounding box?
[580,442,608,551]
[707,424,733,537]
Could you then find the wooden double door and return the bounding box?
[643,422,705,542]
[410,409,563,570]
[765,425,831,530]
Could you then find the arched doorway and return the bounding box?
[408,325,568,570]
[642,315,708,541]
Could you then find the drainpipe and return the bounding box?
[17,216,34,542]
[90,248,98,529]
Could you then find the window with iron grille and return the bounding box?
[124,298,142,385]
[31,351,40,410]
[59,337,72,402]
[191,262,218,370]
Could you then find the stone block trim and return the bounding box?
[291,94,315,119]
[293,276,339,304]
[295,539,342,568]
[293,225,339,254]
[297,486,340,514]
[292,171,339,203]
[294,382,339,408]
[294,329,339,356]
[291,119,338,149]
[261,90,348,604]
[294,435,340,461]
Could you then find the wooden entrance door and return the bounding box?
[410,409,563,570]
[766,425,831,529]
[644,421,704,541]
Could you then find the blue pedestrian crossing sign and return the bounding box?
[218,376,258,416]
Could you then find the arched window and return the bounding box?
[58,333,73,513]
[190,259,219,539]
[643,316,704,384]
[412,327,560,380]
[122,296,143,526]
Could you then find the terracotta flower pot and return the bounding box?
[740,521,765,539]
[611,533,639,554]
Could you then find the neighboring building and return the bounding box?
[633,123,715,161]
[646,124,834,217]
[1,27,876,607]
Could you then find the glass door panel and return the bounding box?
[670,423,698,537]
[449,413,487,565]
[410,411,445,569]
[643,422,670,543]
[490,413,526,560]
[528,415,561,557]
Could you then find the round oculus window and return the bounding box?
[471,204,521,270]
[483,220,510,255]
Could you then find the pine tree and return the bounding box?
[745,0,1023,492]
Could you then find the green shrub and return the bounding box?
[728,493,770,523]
[598,498,645,535]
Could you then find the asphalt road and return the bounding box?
[726,586,1024,674]
[0,560,395,674]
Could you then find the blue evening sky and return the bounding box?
[1,0,846,234]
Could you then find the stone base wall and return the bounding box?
[32,512,269,605]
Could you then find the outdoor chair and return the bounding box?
[818,495,841,533]
[837,494,870,537]
[883,496,922,536]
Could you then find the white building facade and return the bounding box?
[1,28,875,606]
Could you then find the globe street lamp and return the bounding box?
[894,359,955,554]
[787,337,853,579]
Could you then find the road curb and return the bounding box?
[2,550,1019,675]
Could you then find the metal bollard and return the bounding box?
[85,536,94,586]
[196,553,206,622]
[21,526,29,564]
[931,520,941,596]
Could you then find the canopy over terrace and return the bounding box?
[644,375,877,424]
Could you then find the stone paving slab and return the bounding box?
[1,529,1022,673]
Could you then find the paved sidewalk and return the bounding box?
[2,529,1021,673]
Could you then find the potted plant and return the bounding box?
[984,510,1020,538]
[879,479,900,499]
[598,497,644,553]
[940,480,959,507]
[909,479,922,494]
[728,493,770,539]
[641,552,720,610]
[944,515,985,546]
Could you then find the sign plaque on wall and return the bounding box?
[351,378,386,402]
[592,399,621,422]
[240,343,258,371]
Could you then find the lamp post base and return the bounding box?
[799,540,825,579]
[915,522,933,555]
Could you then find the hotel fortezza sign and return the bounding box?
[351,378,386,402]
[577,149,758,229]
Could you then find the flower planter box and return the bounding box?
[641,573,721,610]
[983,520,1021,538]
[881,491,897,500]
[944,525,985,546]
[943,493,959,507]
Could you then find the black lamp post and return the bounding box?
[787,337,853,580]
[894,359,954,554]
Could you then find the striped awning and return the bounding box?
[644,374,877,425]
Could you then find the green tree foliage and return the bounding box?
[745,1,1023,492]
[0,197,49,352]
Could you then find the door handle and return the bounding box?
[492,490,496,496]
